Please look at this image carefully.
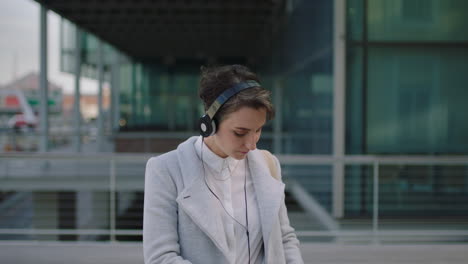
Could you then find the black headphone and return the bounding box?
[199,80,261,137]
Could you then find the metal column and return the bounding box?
[73,27,82,152]
[332,0,347,218]
[39,6,49,152]
[111,53,120,134]
[97,40,104,151]
[273,78,283,154]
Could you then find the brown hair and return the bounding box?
[198,64,275,124]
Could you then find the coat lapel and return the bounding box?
[176,177,234,262]
[247,150,285,252]
[175,137,234,263]
[174,137,285,262]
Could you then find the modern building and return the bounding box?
[1,0,467,243]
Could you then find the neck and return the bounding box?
[204,136,228,158]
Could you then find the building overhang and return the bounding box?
[35,0,286,62]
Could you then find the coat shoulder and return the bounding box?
[145,149,179,175]
[147,149,177,163]
[146,136,198,168]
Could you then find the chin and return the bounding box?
[232,152,248,160]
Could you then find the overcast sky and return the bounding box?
[0,0,97,94]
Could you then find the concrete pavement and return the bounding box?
[0,242,467,264]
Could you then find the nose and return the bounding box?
[245,133,258,151]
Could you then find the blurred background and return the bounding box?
[1,0,468,263]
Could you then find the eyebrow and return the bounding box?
[234,125,264,131]
[234,127,250,131]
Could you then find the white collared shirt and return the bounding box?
[194,136,264,264]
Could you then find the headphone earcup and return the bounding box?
[199,115,214,137]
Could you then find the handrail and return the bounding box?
[0,152,159,161]
[0,153,467,243]
[1,153,468,165]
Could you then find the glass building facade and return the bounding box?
[118,63,201,131]
[58,0,468,218]
[266,0,334,212]
[345,0,468,216]
[347,0,468,155]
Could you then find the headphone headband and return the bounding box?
[205,80,260,119]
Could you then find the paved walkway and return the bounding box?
[0,242,467,264]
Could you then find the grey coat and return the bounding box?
[143,136,304,264]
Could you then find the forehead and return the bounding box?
[222,106,267,127]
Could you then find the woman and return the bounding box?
[143,65,304,264]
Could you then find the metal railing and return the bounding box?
[281,155,468,243]
[0,152,467,243]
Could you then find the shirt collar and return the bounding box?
[194,136,239,175]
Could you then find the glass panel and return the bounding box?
[344,165,374,217]
[282,71,332,154]
[114,158,145,241]
[347,0,364,41]
[60,18,77,75]
[345,164,468,216]
[282,164,332,230]
[0,157,115,241]
[366,47,468,154]
[119,61,133,129]
[368,0,468,41]
[265,0,333,154]
[345,47,364,154]
[118,62,203,131]
[0,191,33,240]
[172,73,199,131]
[60,19,115,80]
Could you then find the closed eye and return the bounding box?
[234,131,247,137]
[234,126,263,137]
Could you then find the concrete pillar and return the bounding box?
[39,6,49,152]
[97,40,104,151]
[76,191,109,240]
[332,0,347,218]
[93,192,110,231]
[110,52,121,134]
[73,27,82,152]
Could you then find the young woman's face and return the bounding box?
[206,106,267,160]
